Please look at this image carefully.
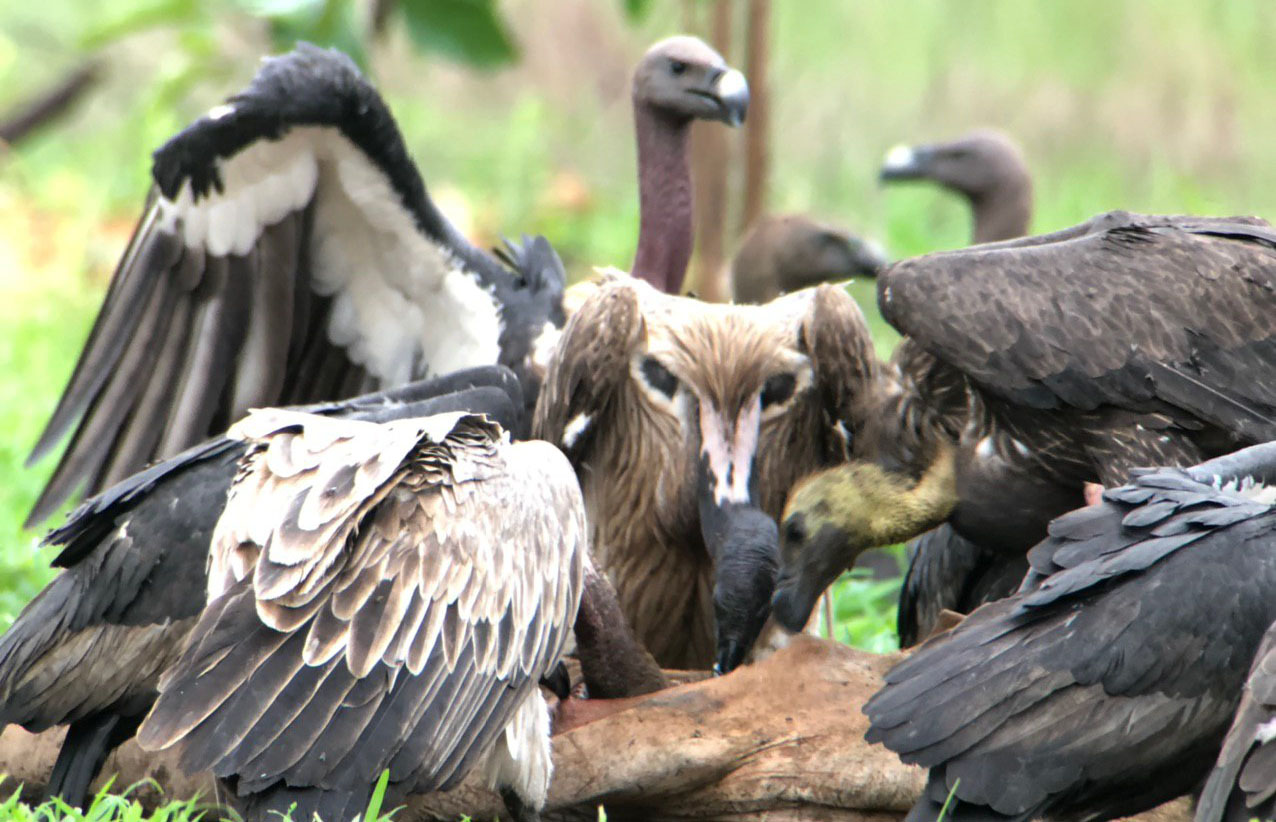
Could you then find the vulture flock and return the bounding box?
[3,25,1276,822]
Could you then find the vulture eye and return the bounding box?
[640,356,679,400]
[783,518,807,545]
[761,373,797,409]
[669,59,688,75]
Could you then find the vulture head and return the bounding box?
[534,274,880,672]
[879,128,1032,243]
[731,214,888,304]
[630,36,749,294]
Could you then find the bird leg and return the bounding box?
[1084,482,1105,507]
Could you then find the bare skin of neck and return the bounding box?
[969,179,1033,243]
[631,104,693,293]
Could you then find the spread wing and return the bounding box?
[879,212,1276,442]
[867,448,1276,820]
[135,409,584,800]
[26,43,565,527]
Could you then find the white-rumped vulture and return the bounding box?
[864,442,1276,822]
[630,36,749,294]
[0,367,530,808]
[133,408,588,822]
[534,274,879,672]
[771,211,1276,636]
[729,213,887,304]
[880,128,1032,244]
[23,36,748,527]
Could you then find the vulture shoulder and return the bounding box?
[135,409,585,817]
[866,441,1276,821]
[878,212,1276,441]
[25,42,565,527]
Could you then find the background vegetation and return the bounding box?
[2,0,1275,653]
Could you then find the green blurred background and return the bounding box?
[1,0,1273,648]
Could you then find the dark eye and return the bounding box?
[761,373,797,409]
[640,356,679,400]
[783,517,807,545]
[669,59,688,75]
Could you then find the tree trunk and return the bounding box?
[739,0,771,236]
[0,637,1193,822]
[687,0,734,302]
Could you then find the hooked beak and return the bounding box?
[695,398,775,675]
[707,67,750,127]
[879,143,934,182]
[771,523,851,634]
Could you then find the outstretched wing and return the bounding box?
[879,211,1276,441]
[136,410,584,801]
[26,43,564,527]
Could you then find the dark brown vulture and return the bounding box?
[533,274,880,672]
[0,367,529,808]
[880,128,1033,244]
[771,211,1276,635]
[862,442,1276,822]
[729,214,887,304]
[133,407,589,822]
[24,35,747,527]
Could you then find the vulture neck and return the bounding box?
[632,105,694,294]
[573,561,669,699]
[969,178,1032,243]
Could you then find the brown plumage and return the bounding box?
[534,273,880,670]
[729,214,887,304]
[880,128,1032,244]
[136,409,586,822]
[774,211,1276,635]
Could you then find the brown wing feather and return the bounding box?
[879,213,1276,444]
[137,409,584,799]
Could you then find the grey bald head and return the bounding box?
[730,214,888,304]
[633,35,750,126]
[880,129,1033,243]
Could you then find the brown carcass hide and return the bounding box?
[0,637,1191,822]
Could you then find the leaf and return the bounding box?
[621,0,653,21]
[78,0,205,49]
[398,0,518,68]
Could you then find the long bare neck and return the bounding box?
[632,103,694,294]
[970,173,1032,243]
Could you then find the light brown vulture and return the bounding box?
[23,34,748,527]
[533,273,880,672]
[135,408,587,822]
[729,213,887,304]
[880,128,1033,244]
[0,367,532,808]
[864,442,1276,822]
[771,211,1276,635]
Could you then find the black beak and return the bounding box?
[706,67,750,127]
[846,236,890,279]
[771,523,850,634]
[879,143,934,182]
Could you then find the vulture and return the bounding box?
[134,407,588,822]
[0,366,530,808]
[729,213,887,304]
[771,211,1276,636]
[880,128,1033,244]
[24,34,749,526]
[534,274,881,672]
[1198,618,1276,822]
[861,441,1276,822]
